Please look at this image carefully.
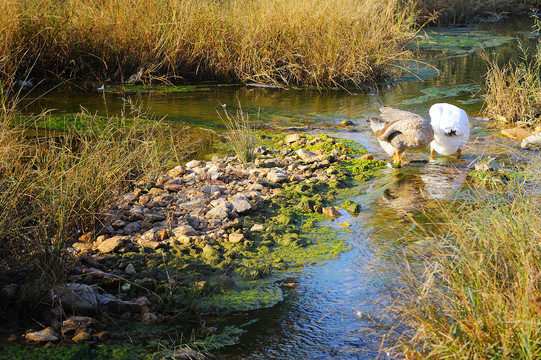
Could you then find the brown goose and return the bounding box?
[367,107,434,165]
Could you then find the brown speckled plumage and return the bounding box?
[367,107,434,163]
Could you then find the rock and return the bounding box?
[173,225,198,237]
[205,207,228,220]
[267,170,288,183]
[123,222,141,235]
[341,120,354,126]
[322,207,342,218]
[170,348,208,360]
[141,312,158,325]
[124,263,136,275]
[179,199,207,211]
[1,283,18,301]
[164,181,183,192]
[61,316,101,338]
[111,219,126,229]
[501,127,532,140]
[97,236,123,253]
[230,198,252,213]
[228,233,245,243]
[135,296,151,307]
[72,331,92,342]
[250,224,265,232]
[185,160,202,169]
[25,327,59,343]
[521,133,541,150]
[94,331,112,342]
[296,149,317,162]
[284,133,302,145]
[167,165,186,177]
[148,187,165,196]
[359,154,374,160]
[55,283,98,312]
[7,334,17,342]
[97,294,142,313]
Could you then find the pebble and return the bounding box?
[25,327,59,343]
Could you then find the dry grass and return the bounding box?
[389,158,541,359]
[218,103,257,164]
[0,0,418,87]
[0,89,193,307]
[483,44,541,125]
[415,0,540,25]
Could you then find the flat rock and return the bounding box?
[501,127,532,140]
[205,207,228,220]
[97,293,142,313]
[228,233,245,243]
[521,133,541,149]
[267,170,288,183]
[230,198,252,213]
[284,133,302,145]
[185,160,202,169]
[296,149,317,162]
[179,199,207,211]
[97,236,124,253]
[123,222,141,235]
[164,182,183,192]
[61,316,101,337]
[173,225,198,237]
[250,224,265,232]
[55,283,98,312]
[322,207,342,218]
[72,331,92,342]
[25,327,59,343]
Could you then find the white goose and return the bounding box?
[429,103,469,159]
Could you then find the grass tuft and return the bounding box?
[389,155,541,359]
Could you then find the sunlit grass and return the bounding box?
[389,156,541,359]
[0,0,418,87]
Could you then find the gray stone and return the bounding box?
[185,160,202,169]
[111,219,126,229]
[173,225,197,237]
[25,327,59,343]
[123,222,141,235]
[179,199,207,211]
[97,294,142,313]
[124,263,136,275]
[521,133,541,149]
[296,149,317,162]
[142,312,158,324]
[202,185,220,195]
[55,283,98,312]
[250,224,265,232]
[231,198,252,213]
[267,170,288,183]
[97,236,123,253]
[205,207,228,220]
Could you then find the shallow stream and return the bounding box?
[16,16,537,359]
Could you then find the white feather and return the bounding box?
[429,103,469,156]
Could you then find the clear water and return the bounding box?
[15,16,536,359]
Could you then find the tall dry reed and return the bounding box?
[0,0,418,87]
[415,0,540,25]
[483,44,541,125]
[0,91,192,307]
[389,158,541,359]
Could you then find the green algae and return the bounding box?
[413,28,515,55]
[400,83,481,106]
[0,344,145,360]
[105,83,241,95]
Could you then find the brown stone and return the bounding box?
[228,233,245,243]
[501,127,532,140]
[322,207,341,218]
[359,154,374,160]
[25,327,59,343]
[97,236,123,253]
[72,331,92,342]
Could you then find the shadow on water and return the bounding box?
[9,15,538,360]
